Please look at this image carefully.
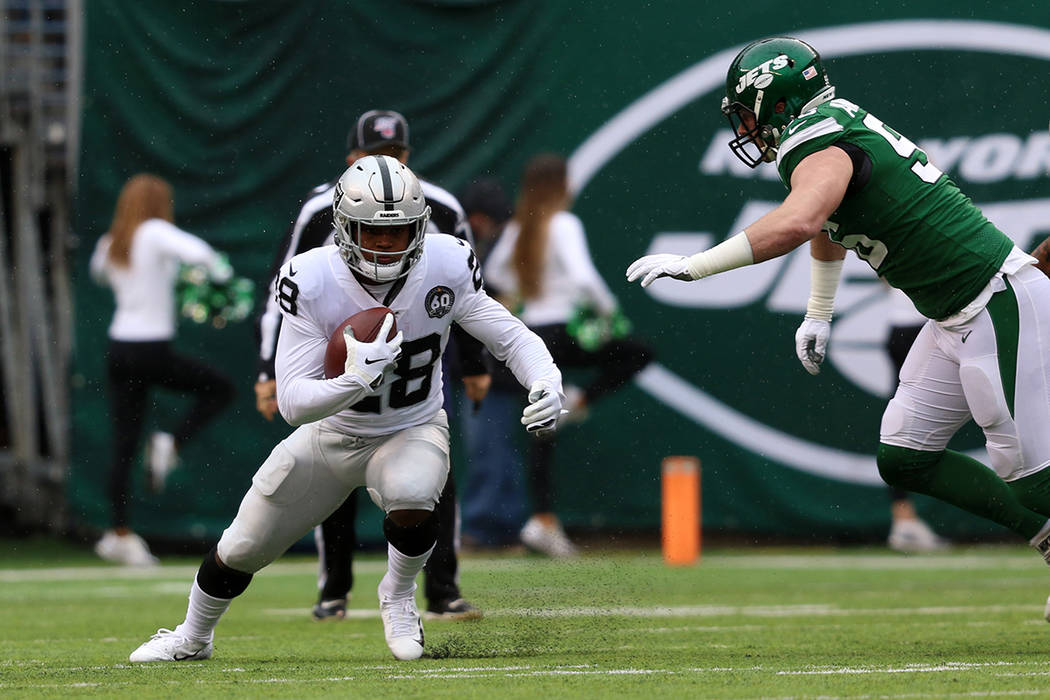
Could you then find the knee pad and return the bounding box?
[197,545,253,599]
[216,516,272,574]
[383,511,439,556]
[877,443,943,492]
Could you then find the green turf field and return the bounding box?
[3,540,1050,698]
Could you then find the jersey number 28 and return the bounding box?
[349,333,441,413]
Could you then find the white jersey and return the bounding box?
[274,233,560,436]
[90,218,227,341]
[486,210,618,327]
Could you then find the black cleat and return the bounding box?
[312,597,347,621]
[425,597,483,621]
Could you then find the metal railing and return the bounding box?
[0,0,78,531]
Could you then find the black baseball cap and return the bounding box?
[347,109,410,151]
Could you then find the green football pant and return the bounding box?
[876,443,1046,540]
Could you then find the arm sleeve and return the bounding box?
[455,289,561,393]
[89,235,111,285]
[152,220,230,282]
[555,214,618,315]
[273,305,371,427]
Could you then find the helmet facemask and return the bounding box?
[332,155,431,282]
[335,217,428,282]
[722,37,835,169]
[722,97,779,168]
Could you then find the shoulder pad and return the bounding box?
[278,246,336,302]
[424,233,481,291]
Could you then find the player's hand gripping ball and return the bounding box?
[324,306,400,379]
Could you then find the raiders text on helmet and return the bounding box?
[332,155,431,282]
[721,36,835,168]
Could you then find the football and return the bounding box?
[323,306,397,379]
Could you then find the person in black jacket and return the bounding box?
[254,110,486,620]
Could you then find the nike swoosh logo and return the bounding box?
[364,357,385,365]
[961,330,972,343]
[288,262,297,276]
[172,650,205,661]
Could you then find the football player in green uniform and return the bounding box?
[627,37,1050,589]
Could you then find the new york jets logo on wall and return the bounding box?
[424,285,455,318]
[570,20,1050,486]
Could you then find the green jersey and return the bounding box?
[776,98,1012,320]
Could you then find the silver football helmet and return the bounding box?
[332,155,431,282]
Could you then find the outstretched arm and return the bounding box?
[626,146,852,286]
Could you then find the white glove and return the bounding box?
[626,254,697,288]
[794,317,831,375]
[343,313,404,390]
[521,379,565,435]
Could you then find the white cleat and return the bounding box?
[520,515,579,558]
[95,530,159,567]
[129,627,213,662]
[887,518,949,554]
[379,592,424,660]
[1044,596,1050,623]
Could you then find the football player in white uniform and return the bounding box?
[129,156,564,663]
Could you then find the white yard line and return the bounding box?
[482,603,1037,618]
[257,601,1039,620]
[1,550,1041,583]
[776,661,1038,675]
[0,559,386,583]
[754,692,1047,699]
[8,661,1050,692]
[702,553,1043,570]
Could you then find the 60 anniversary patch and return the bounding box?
[424,285,455,318]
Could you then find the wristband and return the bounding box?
[685,231,754,279]
[805,257,844,321]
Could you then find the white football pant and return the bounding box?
[881,264,1050,481]
[217,410,449,573]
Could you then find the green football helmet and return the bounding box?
[721,37,835,168]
